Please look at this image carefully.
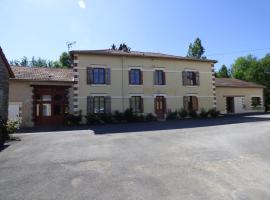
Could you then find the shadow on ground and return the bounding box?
[17,113,270,135]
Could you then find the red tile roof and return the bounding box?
[216,78,265,88]
[70,49,217,63]
[0,47,14,78]
[11,66,74,82]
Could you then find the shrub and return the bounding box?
[66,114,82,125]
[208,108,220,118]
[5,120,20,135]
[85,114,103,124]
[133,114,145,122]
[199,108,208,118]
[145,113,157,121]
[99,114,116,124]
[178,108,188,118]
[166,110,178,120]
[124,108,135,122]
[113,110,125,122]
[189,110,198,118]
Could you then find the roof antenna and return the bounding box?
[66,41,76,52]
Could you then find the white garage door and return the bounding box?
[8,103,22,122]
[234,97,245,113]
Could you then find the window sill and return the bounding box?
[184,85,199,88]
[128,84,143,86]
[153,84,167,86]
[90,84,109,86]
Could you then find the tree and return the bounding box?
[187,37,205,59]
[216,64,231,78]
[20,56,29,66]
[59,52,71,68]
[231,54,270,110]
[111,44,116,50]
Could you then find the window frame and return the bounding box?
[130,96,143,113]
[251,97,261,107]
[93,96,106,114]
[92,68,106,84]
[155,70,165,85]
[186,71,198,86]
[130,69,142,85]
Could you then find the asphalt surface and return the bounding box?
[1,114,270,200]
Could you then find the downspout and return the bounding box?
[121,56,124,112]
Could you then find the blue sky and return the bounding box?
[1,0,270,69]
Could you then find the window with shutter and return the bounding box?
[129,69,142,85]
[93,96,105,114]
[154,70,165,85]
[130,96,143,113]
[183,71,199,86]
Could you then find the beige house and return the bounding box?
[70,50,217,120]
[216,78,265,114]
[9,67,74,127]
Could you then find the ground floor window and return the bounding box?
[94,96,105,114]
[183,96,198,111]
[130,96,143,113]
[251,97,261,107]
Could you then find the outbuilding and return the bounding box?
[9,66,74,127]
[216,78,265,114]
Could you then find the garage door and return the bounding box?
[234,97,245,113]
[8,103,22,122]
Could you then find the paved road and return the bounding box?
[1,114,270,200]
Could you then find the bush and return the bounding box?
[85,114,103,124]
[133,114,145,122]
[66,114,82,125]
[189,110,198,118]
[145,113,157,121]
[208,108,220,118]
[166,110,178,120]
[113,110,125,122]
[124,108,135,122]
[178,108,188,118]
[199,108,208,118]
[5,120,20,135]
[99,114,116,124]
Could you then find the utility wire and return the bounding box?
[205,48,270,57]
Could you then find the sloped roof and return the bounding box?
[0,47,14,78]
[216,78,265,88]
[70,49,217,63]
[10,66,74,82]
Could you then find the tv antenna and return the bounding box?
[66,41,76,51]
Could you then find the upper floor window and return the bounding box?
[182,71,200,86]
[130,96,143,113]
[87,67,111,85]
[251,97,261,107]
[154,70,166,85]
[129,69,143,85]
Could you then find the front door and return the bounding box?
[34,86,69,126]
[155,96,166,119]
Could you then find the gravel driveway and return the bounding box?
[1,114,270,200]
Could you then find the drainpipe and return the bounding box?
[121,56,124,112]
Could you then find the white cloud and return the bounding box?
[78,0,86,8]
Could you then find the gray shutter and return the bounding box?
[153,71,156,85]
[105,96,111,114]
[105,68,111,85]
[87,96,94,114]
[195,71,200,85]
[87,67,93,84]
[182,71,186,86]
[183,96,189,110]
[163,71,166,85]
[140,97,144,113]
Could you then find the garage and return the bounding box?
[216,78,265,114]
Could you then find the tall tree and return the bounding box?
[216,64,231,78]
[59,52,71,68]
[187,37,205,59]
[111,44,116,50]
[20,56,29,66]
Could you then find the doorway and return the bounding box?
[155,96,166,119]
[226,97,234,113]
[34,86,69,126]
